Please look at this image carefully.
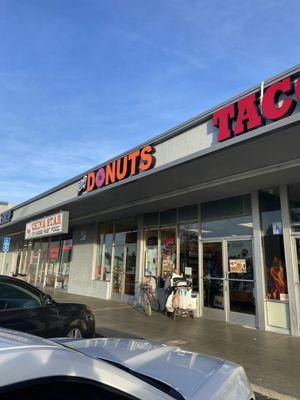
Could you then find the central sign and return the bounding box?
[77,145,155,196]
[213,73,300,142]
[25,211,69,240]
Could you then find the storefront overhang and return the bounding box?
[1,117,300,237]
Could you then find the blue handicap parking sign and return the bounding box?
[2,237,11,252]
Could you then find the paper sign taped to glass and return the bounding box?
[145,248,158,276]
[272,222,282,235]
[229,259,246,273]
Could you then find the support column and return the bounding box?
[198,204,203,317]
[251,191,267,330]
[0,251,7,275]
[135,215,144,301]
[280,185,300,336]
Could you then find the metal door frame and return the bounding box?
[202,236,256,326]
[112,244,127,296]
[226,237,256,327]
[202,239,227,322]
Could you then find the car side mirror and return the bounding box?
[43,294,53,305]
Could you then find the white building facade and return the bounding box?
[1,65,300,336]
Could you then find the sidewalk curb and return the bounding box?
[252,384,300,400]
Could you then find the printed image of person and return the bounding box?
[267,257,287,299]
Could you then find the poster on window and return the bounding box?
[272,222,282,235]
[229,259,246,273]
[145,247,158,276]
[162,253,176,272]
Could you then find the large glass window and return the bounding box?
[179,205,198,222]
[25,235,72,289]
[104,233,113,282]
[125,244,137,295]
[144,212,159,228]
[58,238,72,289]
[113,246,124,294]
[161,227,176,277]
[113,219,137,295]
[201,195,252,238]
[160,209,177,226]
[145,230,158,277]
[295,239,300,285]
[259,189,288,301]
[47,239,60,279]
[179,223,199,291]
[288,183,300,232]
[95,233,104,280]
[203,242,224,309]
[96,220,138,294]
[95,223,113,282]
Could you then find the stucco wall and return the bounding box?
[68,223,110,299]
[12,182,77,222]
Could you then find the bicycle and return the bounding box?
[140,276,159,317]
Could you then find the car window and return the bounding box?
[0,282,41,310]
[0,380,138,400]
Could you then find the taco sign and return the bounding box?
[213,73,300,142]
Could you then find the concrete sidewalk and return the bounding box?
[49,289,300,399]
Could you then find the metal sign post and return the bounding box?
[1,237,11,275]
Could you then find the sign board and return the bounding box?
[280,293,289,301]
[25,211,69,240]
[213,73,300,142]
[77,145,155,196]
[272,222,282,235]
[2,237,11,252]
[229,259,247,273]
[0,210,13,226]
[185,267,192,275]
[145,247,158,276]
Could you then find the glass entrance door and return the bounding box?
[113,246,124,294]
[112,228,137,298]
[227,240,256,326]
[202,239,256,326]
[203,242,225,320]
[124,244,136,295]
[113,244,137,296]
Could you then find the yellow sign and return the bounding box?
[229,259,246,273]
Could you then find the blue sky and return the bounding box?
[0,0,299,205]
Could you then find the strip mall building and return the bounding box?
[1,65,300,336]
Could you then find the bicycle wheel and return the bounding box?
[143,293,152,317]
[150,297,160,312]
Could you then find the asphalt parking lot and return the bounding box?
[50,290,300,400]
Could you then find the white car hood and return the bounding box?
[56,338,254,400]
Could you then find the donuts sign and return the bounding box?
[77,145,155,196]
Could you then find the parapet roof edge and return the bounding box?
[9,64,300,213]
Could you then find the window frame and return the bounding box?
[0,281,42,310]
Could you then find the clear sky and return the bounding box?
[0,0,299,205]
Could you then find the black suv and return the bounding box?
[0,275,95,338]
